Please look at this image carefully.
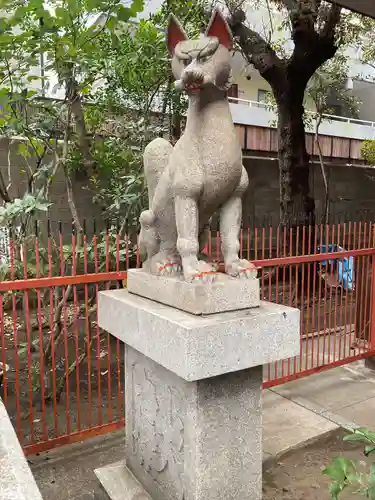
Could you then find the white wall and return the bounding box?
[230,101,375,140]
[353,80,375,122]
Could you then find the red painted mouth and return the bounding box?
[186,83,201,93]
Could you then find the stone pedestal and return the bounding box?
[96,288,300,500]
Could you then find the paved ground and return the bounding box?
[30,359,375,500]
[263,359,375,461]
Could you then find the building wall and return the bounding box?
[0,138,103,239]
[1,139,374,242]
[353,80,375,123]
[232,67,318,112]
[243,157,375,227]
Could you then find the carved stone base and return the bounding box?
[125,346,262,500]
[127,268,260,315]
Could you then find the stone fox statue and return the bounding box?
[139,8,256,283]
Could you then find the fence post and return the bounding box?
[370,228,375,351]
[365,225,375,370]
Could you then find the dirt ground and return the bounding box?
[263,428,368,500]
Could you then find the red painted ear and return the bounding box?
[206,8,233,50]
[167,14,187,55]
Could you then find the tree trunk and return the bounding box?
[276,82,315,229]
[275,79,317,298]
[65,74,94,171]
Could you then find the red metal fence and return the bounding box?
[0,218,375,455]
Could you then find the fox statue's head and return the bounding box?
[167,8,233,95]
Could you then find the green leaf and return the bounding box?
[333,457,356,476]
[323,465,346,482]
[329,481,344,499]
[369,485,375,500]
[17,346,28,357]
[369,462,375,484]
[117,5,132,22]
[365,446,375,457]
[130,0,144,16]
[344,428,375,444]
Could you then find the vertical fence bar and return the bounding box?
[316,223,323,368]
[267,224,272,382]
[327,223,335,364]
[370,225,375,351]
[83,221,91,429]
[304,224,312,370]
[73,222,82,432]
[60,224,71,436]
[343,222,350,360]
[322,224,330,365]
[9,229,21,440]
[358,221,366,347]
[333,223,340,363]
[34,222,47,442]
[339,224,348,360]
[310,223,318,369]
[349,222,357,349]
[0,294,7,406]
[362,222,371,354]
[115,223,123,421]
[48,221,59,437]
[22,235,34,444]
[105,226,113,423]
[93,223,102,426]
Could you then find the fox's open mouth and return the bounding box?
[185,83,201,93]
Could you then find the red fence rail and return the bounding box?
[0,218,374,455]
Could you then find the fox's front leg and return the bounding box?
[220,167,257,279]
[175,195,215,282]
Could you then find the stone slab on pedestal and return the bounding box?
[127,268,260,315]
[99,289,300,381]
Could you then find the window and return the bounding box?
[227,84,239,103]
[258,88,271,104]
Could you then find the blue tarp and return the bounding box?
[319,244,354,291]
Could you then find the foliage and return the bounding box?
[323,428,375,499]
[0,193,51,225]
[83,0,209,223]
[0,0,145,409]
[361,140,375,166]
[307,53,361,130]
[0,0,145,226]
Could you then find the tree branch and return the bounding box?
[321,3,342,38]
[287,2,342,83]
[227,9,285,85]
[0,169,11,203]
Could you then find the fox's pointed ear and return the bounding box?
[167,14,188,55]
[206,8,233,50]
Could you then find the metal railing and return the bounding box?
[0,216,375,455]
[229,97,375,129]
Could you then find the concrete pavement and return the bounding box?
[263,359,375,461]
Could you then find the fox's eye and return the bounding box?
[199,55,210,63]
[181,58,191,67]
